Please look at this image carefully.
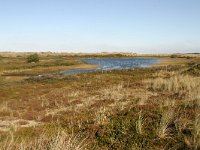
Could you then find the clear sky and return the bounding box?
[0,0,200,53]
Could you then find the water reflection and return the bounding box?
[61,58,159,74]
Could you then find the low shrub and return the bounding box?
[27,53,39,63]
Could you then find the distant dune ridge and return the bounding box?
[0,52,200,58]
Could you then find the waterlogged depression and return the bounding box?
[61,58,159,74]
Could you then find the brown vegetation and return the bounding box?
[0,53,199,149]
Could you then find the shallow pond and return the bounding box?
[61,58,159,74]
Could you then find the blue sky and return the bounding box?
[0,0,200,53]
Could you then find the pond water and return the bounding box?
[61,58,159,74]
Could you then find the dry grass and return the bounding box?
[145,74,200,104]
[0,130,88,150]
[146,75,200,93]
[94,107,111,125]
[0,53,200,149]
[156,108,175,139]
[144,72,200,149]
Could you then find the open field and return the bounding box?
[0,53,200,149]
[0,53,97,79]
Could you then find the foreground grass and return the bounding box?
[0,54,200,149]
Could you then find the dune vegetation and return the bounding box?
[0,53,200,149]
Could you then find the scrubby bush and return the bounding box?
[170,54,178,58]
[27,53,39,63]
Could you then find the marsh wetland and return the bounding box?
[0,53,200,149]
